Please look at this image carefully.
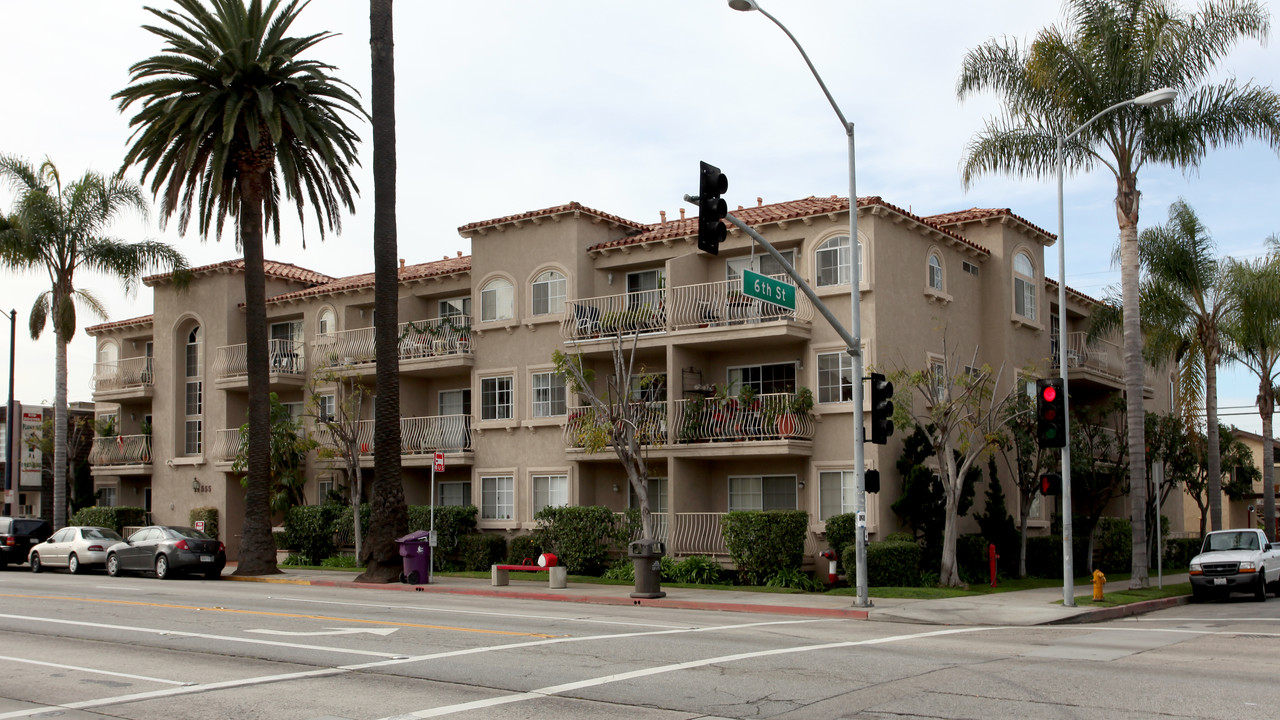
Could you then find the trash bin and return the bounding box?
[628,538,666,599]
[396,530,432,585]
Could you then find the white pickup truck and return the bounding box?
[1189,529,1280,602]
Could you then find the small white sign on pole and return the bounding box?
[433,452,445,472]
[194,520,205,532]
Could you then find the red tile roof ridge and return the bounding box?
[922,207,1056,242]
[458,201,647,235]
[263,255,472,305]
[144,258,334,286]
[86,314,154,335]
[1046,277,1103,306]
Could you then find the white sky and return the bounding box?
[1,0,1276,434]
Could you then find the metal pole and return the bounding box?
[1154,461,1163,589]
[736,0,868,609]
[5,309,15,516]
[429,462,436,585]
[1056,137,1075,607]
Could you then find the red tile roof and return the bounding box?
[922,207,1056,243]
[588,195,989,256]
[458,201,647,235]
[144,259,334,287]
[264,255,471,305]
[1046,277,1104,307]
[86,314,154,335]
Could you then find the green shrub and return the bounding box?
[956,533,989,584]
[1164,537,1202,569]
[69,506,148,534]
[721,510,808,586]
[884,532,915,543]
[765,567,824,591]
[332,504,478,570]
[188,507,219,540]
[534,505,627,576]
[320,554,359,569]
[659,554,679,581]
[281,553,312,566]
[273,531,290,551]
[823,513,859,571]
[283,505,343,563]
[671,555,725,585]
[1025,535,1063,578]
[1092,517,1132,574]
[457,533,507,571]
[845,540,923,587]
[603,560,634,581]
[506,534,544,565]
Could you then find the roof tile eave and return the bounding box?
[86,314,154,335]
[459,201,646,235]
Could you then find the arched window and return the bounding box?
[531,270,566,316]
[815,235,850,287]
[317,307,335,336]
[1013,252,1036,321]
[480,278,514,322]
[184,326,203,454]
[928,254,943,291]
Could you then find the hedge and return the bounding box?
[69,506,148,534]
[823,513,859,571]
[1163,537,1202,569]
[844,540,923,587]
[534,505,626,575]
[721,510,808,586]
[282,505,343,564]
[188,507,219,540]
[506,534,544,565]
[456,533,507,571]
[330,504,478,569]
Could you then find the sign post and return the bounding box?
[429,452,445,584]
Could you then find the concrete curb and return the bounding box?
[1047,595,1190,624]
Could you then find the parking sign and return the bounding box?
[433,452,445,472]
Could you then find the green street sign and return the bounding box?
[742,269,796,311]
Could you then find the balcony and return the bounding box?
[313,414,474,469]
[313,316,474,379]
[562,278,814,351]
[92,357,153,403]
[627,513,819,558]
[211,428,244,467]
[565,393,814,460]
[1053,332,1154,397]
[89,434,152,475]
[213,339,307,391]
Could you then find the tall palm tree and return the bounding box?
[1223,237,1280,541]
[1135,201,1234,531]
[0,156,188,530]
[115,0,363,575]
[957,0,1280,587]
[358,0,409,584]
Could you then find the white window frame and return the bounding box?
[531,270,566,316]
[438,481,471,507]
[316,394,336,422]
[531,371,567,418]
[481,475,514,520]
[819,470,857,520]
[532,474,569,513]
[817,352,854,404]
[816,235,863,287]
[1013,252,1036,321]
[628,477,669,514]
[184,326,202,455]
[440,296,471,319]
[728,475,797,512]
[727,362,797,395]
[480,376,514,421]
[438,388,471,417]
[317,307,335,336]
[317,478,334,504]
[928,253,943,291]
[480,278,514,322]
[929,357,947,405]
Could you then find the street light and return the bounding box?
[729,0,871,608]
[1054,86,1175,607]
[5,309,15,516]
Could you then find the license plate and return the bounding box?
[1213,578,1226,585]
[29,538,38,544]
[200,555,214,563]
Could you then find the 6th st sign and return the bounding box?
[741,269,796,311]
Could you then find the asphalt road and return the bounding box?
[1,568,1278,720]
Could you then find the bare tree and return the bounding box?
[308,369,371,559]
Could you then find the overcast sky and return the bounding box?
[2,0,1276,434]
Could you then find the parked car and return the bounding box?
[1188,528,1280,602]
[0,517,53,568]
[29,526,125,574]
[106,525,226,580]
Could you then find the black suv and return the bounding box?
[0,517,54,568]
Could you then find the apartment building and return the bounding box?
[86,194,1180,560]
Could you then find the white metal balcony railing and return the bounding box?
[561,278,814,341]
[313,316,473,370]
[314,414,473,456]
[564,394,814,447]
[212,428,245,463]
[668,512,820,557]
[1052,332,1122,378]
[213,339,306,380]
[563,403,668,448]
[89,434,152,466]
[92,357,153,392]
[615,511,670,544]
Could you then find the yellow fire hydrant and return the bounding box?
[1092,569,1107,601]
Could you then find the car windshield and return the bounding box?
[84,528,124,541]
[168,527,213,540]
[1204,532,1259,552]
[14,519,51,536]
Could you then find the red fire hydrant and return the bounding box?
[820,549,838,585]
[988,543,999,588]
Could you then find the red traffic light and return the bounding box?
[1041,385,1057,403]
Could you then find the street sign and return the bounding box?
[194,520,205,532]
[433,452,445,472]
[742,269,796,310]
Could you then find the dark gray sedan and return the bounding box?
[106,526,225,580]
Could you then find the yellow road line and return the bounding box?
[0,593,558,638]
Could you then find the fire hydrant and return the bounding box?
[1092,569,1107,601]
[988,543,999,588]
[819,549,838,585]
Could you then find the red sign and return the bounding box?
[433,452,445,472]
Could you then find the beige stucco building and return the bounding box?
[87,194,1188,560]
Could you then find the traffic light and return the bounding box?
[697,161,728,255]
[864,469,881,494]
[869,372,894,445]
[1039,472,1062,496]
[1035,377,1066,448]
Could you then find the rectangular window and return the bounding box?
[317,479,334,504]
[728,362,797,395]
[532,273,566,316]
[480,377,513,421]
[628,477,668,514]
[99,486,118,508]
[185,340,201,378]
[626,269,664,310]
[184,379,202,455]
[438,481,472,507]
[531,372,567,418]
[726,251,794,282]
[184,419,202,455]
[317,394,336,422]
[481,281,514,322]
[963,261,979,276]
[629,373,667,403]
[817,352,854,403]
[532,474,569,513]
[1015,277,1036,320]
[439,388,471,416]
[481,476,514,520]
[930,360,947,404]
[819,470,856,520]
[728,475,797,512]
[439,296,471,319]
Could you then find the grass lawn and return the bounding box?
[1069,582,1192,607]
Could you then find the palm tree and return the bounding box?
[1223,237,1280,541]
[0,156,188,529]
[358,0,409,584]
[115,0,363,575]
[957,0,1280,587]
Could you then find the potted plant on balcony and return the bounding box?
[679,394,707,443]
[775,386,813,438]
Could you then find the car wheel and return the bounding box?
[29,553,41,573]
[1255,569,1268,602]
[155,554,170,580]
[67,553,80,575]
[107,554,121,577]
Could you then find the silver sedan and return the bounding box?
[29,526,126,574]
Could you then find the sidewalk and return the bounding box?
[222,566,1190,626]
